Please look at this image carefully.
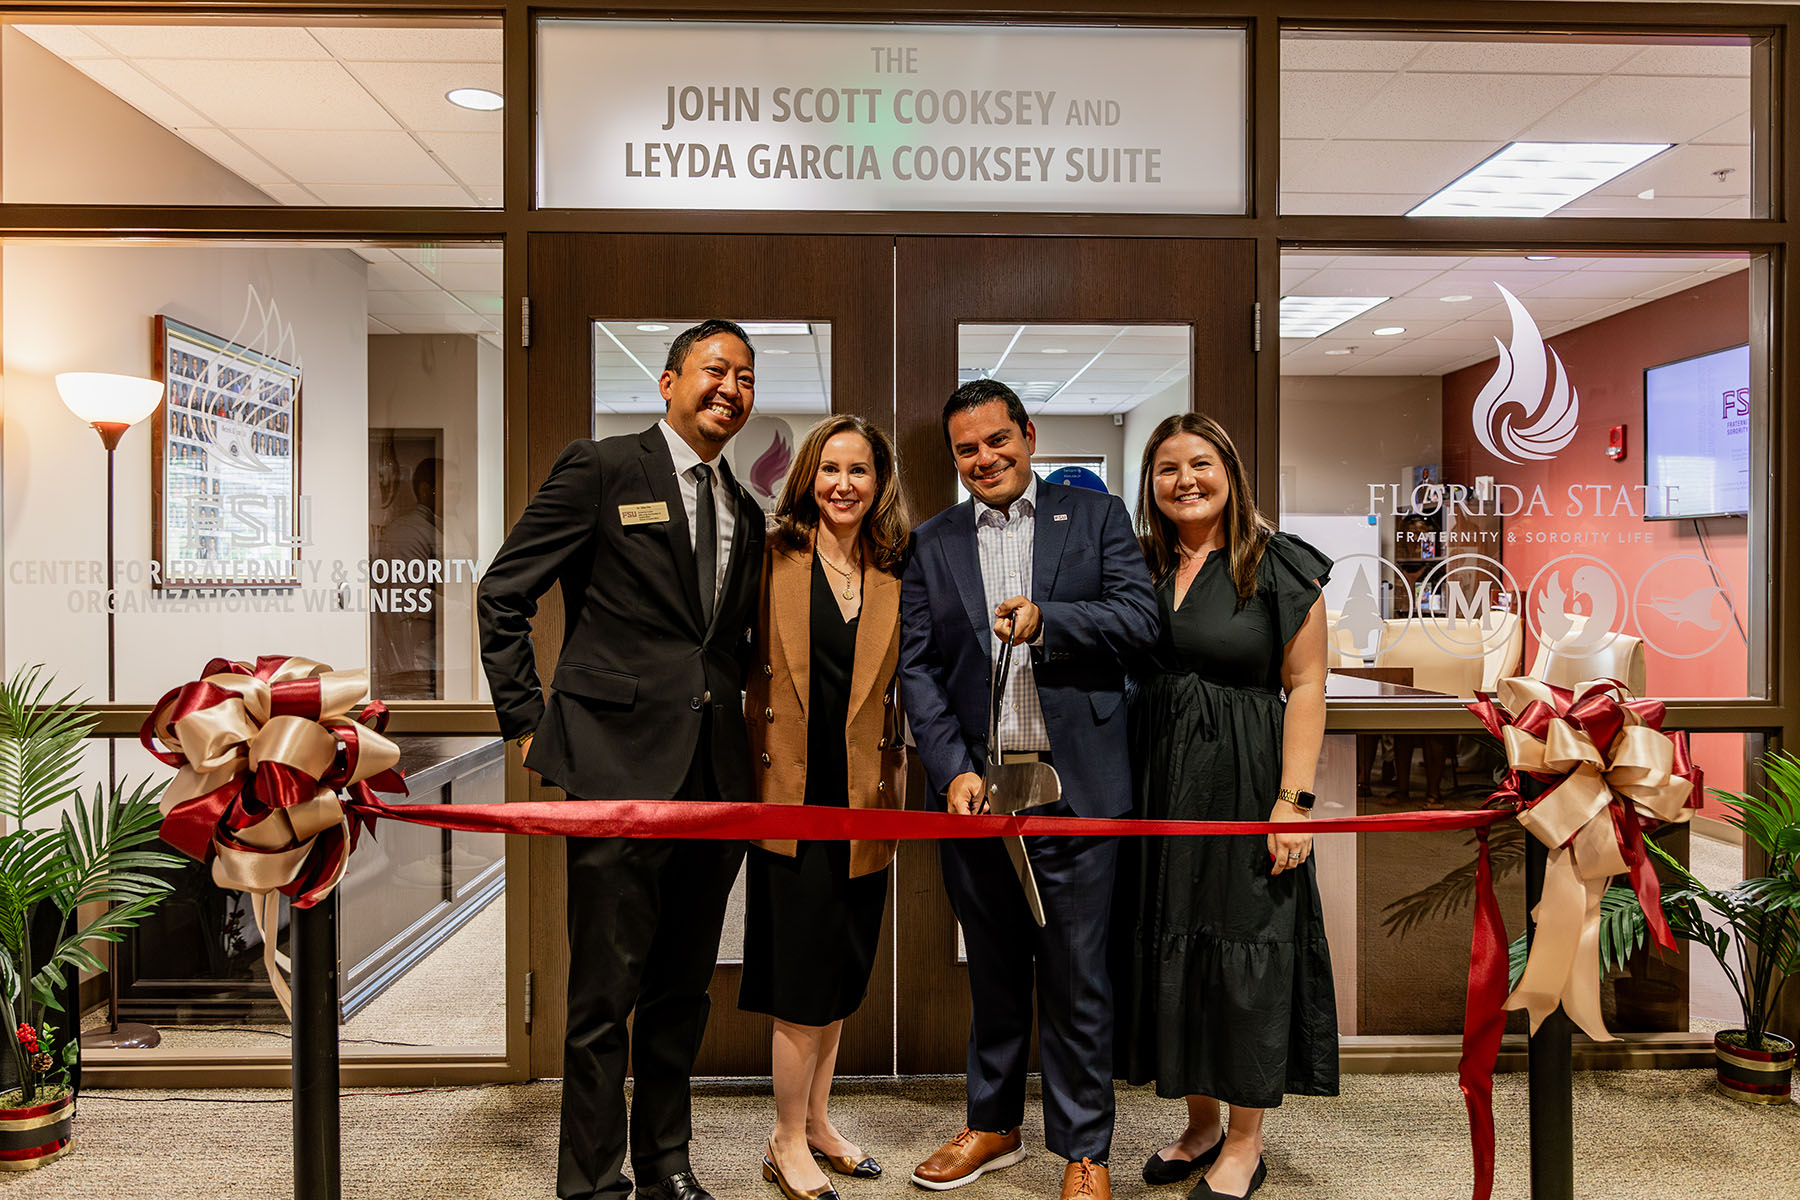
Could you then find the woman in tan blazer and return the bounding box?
[740,415,909,1200]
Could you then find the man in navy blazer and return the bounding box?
[900,380,1158,1200]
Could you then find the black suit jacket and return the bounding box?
[477,427,765,802]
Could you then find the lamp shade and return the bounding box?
[55,372,165,428]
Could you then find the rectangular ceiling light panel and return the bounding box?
[1408,142,1671,218]
[1279,296,1388,338]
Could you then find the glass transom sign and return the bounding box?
[154,311,303,589]
[537,21,1246,213]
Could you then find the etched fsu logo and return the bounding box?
[1471,284,1580,464]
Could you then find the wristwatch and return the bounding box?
[1278,787,1316,813]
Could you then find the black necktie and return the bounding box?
[692,463,717,627]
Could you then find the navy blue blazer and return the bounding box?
[898,480,1158,819]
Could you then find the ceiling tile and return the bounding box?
[66,58,211,131]
[1516,269,1700,299]
[261,182,323,205]
[1590,141,1750,197]
[378,313,495,335]
[136,58,399,130]
[1282,139,1493,194]
[1334,73,1590,141]
[369,289,476,316]
[1291,267,1443,295]
[1519,75,1749,143]
[1615,43,1753,77]
[1280,71,1397,140]
[365,260,441,291]
[308,26,502,63]
[417,132,503,187]
[1279,193,1416,216]
[176,128,289,186]
[88,25,333,61]
[451,292,502,317]
[1280,37,1424,72]
[347,61,505,133]
[237,129,453,187]
[12,24,110,58]
[413,260,502,291]
[306,183,473,206]
[1403,41,1643,75]
[368,316,401,334]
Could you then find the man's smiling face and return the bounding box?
[660,332,755,456]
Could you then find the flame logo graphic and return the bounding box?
[1471,285,1579,464]
[193,285,303,473]
[749,424,794,501]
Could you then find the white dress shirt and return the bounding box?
[975,473,1050,752]
[657,419,735,611]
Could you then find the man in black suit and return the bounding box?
[478,320,764,1200]
[899,381,1158,1200]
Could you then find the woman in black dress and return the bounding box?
[741,415,910,1200]
[1115,413,1337,1200]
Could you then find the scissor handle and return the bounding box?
[988,612,1016,762]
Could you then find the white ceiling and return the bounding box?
[353,243,502,345]
[960,325,1190,415]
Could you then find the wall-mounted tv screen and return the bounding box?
[1642,343,1750,520]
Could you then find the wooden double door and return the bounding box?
[522,232,1255,1077]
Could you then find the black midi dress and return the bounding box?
[1113,531,1340,1109]
[738,555,889,1027]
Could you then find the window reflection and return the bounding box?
[1279,251,1763,700]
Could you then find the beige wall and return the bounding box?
[1121,377,1191,507]
[2,243,369,703]
[1028,414,1125,496]
[2,26,272,205]
[1279,375,1443,515]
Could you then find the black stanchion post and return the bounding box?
[292,893,342,1200]
[1523,833,1574,1200]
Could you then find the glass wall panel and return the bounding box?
[1277,251,1767,700]
[2,20,502,207]
[67,734,504,1058]
[1,238,505,703]
[1281,32,1762,219]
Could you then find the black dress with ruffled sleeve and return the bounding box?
[1113,531,1340,1108]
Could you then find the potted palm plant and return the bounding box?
[1576,750,1800,1103]
[0,666,180,1168]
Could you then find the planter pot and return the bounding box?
[0,1089,74,1170]
[1714,1031,1796,1105]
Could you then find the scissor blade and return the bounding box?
[1001,833,1047,927]
[984,761,1061,816]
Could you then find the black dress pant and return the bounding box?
[939,802,1118,1162]
[558,760,746,1200]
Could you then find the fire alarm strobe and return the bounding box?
[1607,424,1628,462]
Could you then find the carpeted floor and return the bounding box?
[7,1070,1792,1199]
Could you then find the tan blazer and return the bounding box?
[746,530,905,877]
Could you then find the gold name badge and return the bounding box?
[618,501,670,525]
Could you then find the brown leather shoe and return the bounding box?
[909,1126,1025,1190]
[1060,1159,1111,1200]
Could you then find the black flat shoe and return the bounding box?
[1142,1137,1223,1186]
[1186,1158,1265,1200]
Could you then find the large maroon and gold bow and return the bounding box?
[1468,676,1699,1041]
[141,656,406,1012]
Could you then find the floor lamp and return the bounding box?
[56,371,165,1051]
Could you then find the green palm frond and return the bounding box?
[1379,824,1527,938]
[1597,884,1651,974]
[52,778,179,912]
[0,666,95,827]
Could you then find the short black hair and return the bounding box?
[664,319,754,374]
[942,378,1030,448]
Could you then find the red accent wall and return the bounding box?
[1442,272,1751,797]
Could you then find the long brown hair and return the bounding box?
[1134,412,1272,603]
[773,415,911,572]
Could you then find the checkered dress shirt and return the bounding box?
[976,474,1050,752]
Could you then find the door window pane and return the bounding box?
[1278,251,1767,700]
[1282,32,1763,218]
[3,20,502,207]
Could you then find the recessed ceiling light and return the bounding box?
[636,323,670,332]
[762,348,791,355]
[447,87,504,112]
[1040,347,1069,354]
[1407,142,1671,218]
[738,321,812,336]
[1440,294,1473,303]
[1526,255,1558,261]
[1374,326,1406,336]
[1638,188,1656,200]
[1324,348,1355,357]
[1280,296,1388,339]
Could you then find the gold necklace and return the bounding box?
[818,547,861,601]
